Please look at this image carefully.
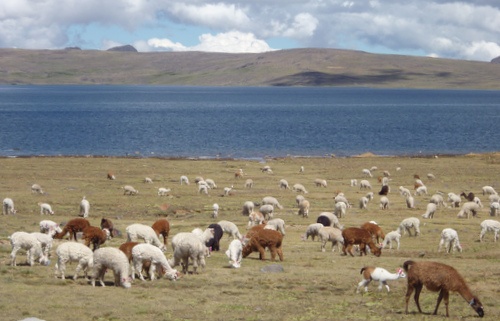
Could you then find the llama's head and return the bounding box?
[469,297,484,318]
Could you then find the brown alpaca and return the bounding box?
[360,222,385,243]
[342,227,381,257]
[107,172,115,180]
[245,224,265,239]
[242,229,283,261]
[118,242,154,278]
[100,217,115,238]
[403,260,484,318]
[378,185,389,196]
[460,192,475,202]
[151,219,170,245]
[82,226,110,251]
[234,170,244,179]
[53,218,90,240]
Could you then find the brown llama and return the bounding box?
[151,219,170,245]
[82,226,110,251]
[403,260,484,318]
[53,218,90,241]
[242,228,283,261]
[360,222,385,243]
[342,227,381,257]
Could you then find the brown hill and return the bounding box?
[0,47,499,89]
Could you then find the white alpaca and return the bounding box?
[457,201,481,219]
[205,179,217,189]
[362,169,372,177]
[482,185,497,195]
[298,199,310,218]
[225,239,243,268]
[132,243,178,281]
[489,201,500,217]
[279,179,290,190]
[126,223,167,251]
[350,179,358,186]
[397,217,421,236]
[447,192,461,208]
[3,198,16,215]
[31,183,44,194]
[158,187,171,196]
[438,228,462,253]
[264,218,286,235]
[261,196,283,209]
[421,203,437,219]
[302,223,324,241]
[242,201,255,216]
[399,186,411,197]
[169,232,207,274]
[244,179,253,189]
[414,185,428,196]
[39,220,62,236]
[217,220,242,240]
[379,196,389,210]
[381,231,401,250]
[144,177,153,183]
[259,204,274,219]
[212,203,219,218]
[39,202,54,215]
[55,242,94,280]
[429,194,446,207]
[334,201,347,218]
[122,185,139,195]
[180,175,190,185]
[79,196,90,218]
[318,226,344,252]
[359,180,372,190]
[479,219,500,242]
[314,178,327,188]
[9,231,49,266]
[356,267,406,293]
[405,194,415,209]
[91,247,131,288]
[247,211,265,228]
[30,232,53,258]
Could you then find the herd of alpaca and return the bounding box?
[4,165,497,319]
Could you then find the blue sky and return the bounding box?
[1,0,499,61]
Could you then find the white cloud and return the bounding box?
[168,3,251,30]
[140,31,274,53]
[282,13,319,38]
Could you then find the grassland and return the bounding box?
[0,154,499,321]
[1,48,500,89]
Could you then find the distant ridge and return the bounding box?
[0,48,498,89]
[107,45,138,52]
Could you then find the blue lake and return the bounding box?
[0,85,499,159]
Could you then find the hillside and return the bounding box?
[0,48,499,89]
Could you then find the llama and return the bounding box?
[317,226,344,252]
[82,226,110,251]
[53,218,91,241]
[9,231,49,266]
[360,221,385,243]
[403,260,484,317]
[132,243,179,281]
[356,266,406,293]
[151,219,170,245]
[341,227,382,257]
[126,223,167,251]
[242,228,283,261]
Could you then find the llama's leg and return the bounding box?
[433,289,445,315]
[443,290,449,317]
[382,281,390,292]
[257,244,266,260]
[405,284,414,314]
[357,279,370,293]
[414,284,423,313]
[269,246,277,261]
[277,247,284,261]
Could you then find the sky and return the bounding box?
[1,0,500,62]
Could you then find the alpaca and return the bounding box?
[342,227,381,257]
[356,266,406,293]
[403,260,484,317]
[242,229,283,261]
[53,218,91,241]
[360,221,385,243]
[151,219,170,245]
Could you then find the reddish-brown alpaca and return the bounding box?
[151,219,170,245]
[53,218,90,241]
[342,227,381,257]
[242,228,283,261]
[360,222,385,243]
[403,260,484,318]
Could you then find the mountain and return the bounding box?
[0,48,499,89]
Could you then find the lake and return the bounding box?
[0,85,499,159]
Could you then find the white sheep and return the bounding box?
[247,211,265,228]
[180,175,190,185]
[122,185,139,195]
[212,203,219,218]
[397,217,420,237]
[126,223,167,252]
[31,183,44,194]
[359,180,372,190]
[314,178,327,188]
[482,185,497,195]
[414,185,428,196]
[144,177,153,183]
[318,226,344,252]
[158,187,171,196]
[132,243,179,281]
[9,231,49,266]
[379,196,390,210]
[40,219,62,236]
[350,179,358,186]
[479,219,500,242]
[421,203,438,219]
[259,204,274,219]
[54,242,94,280]
[244,178,253,189]
[362,169,372,177]
[302,223,324,241]
[169,232,207,274]
[205,178,217,189]
[2,198,16,215]
[39,202,54,215]
[298,199,310,218]
[279,179,290,190]
[91,247,131,288]
[457,201,481,219]
[429,193,446,207]
[405,194,415,209]
[381,231,401,250]
[79,196,90,218]
[264,218,286,235]
[217,220,243,240]
[399,186,411,197]
[242,201,255,216]
[225,239,243,268]
[356,267,406,293]
[334,201,347,218]
[30,232,53,258]
[438,228,462,253]
[292,183,308,194]
[262,196,283,209]
[489,201,500,217]
[447,192,461,208]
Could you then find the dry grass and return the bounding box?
[0,155,499,321]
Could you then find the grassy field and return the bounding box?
[0,155,499,321]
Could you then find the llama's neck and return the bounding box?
[457,285,475,302]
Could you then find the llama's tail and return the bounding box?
[403,260,415,272]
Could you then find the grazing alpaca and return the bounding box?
[403,260,484,318]
[460,191,475,202]
[360,221,385,243]
[378,185,389,196]
[342,227,382,257]
[82,226,110,251]
[100,218,115,238]
[242,229,283,261]
[356,266,406,293]
[151,219,170,245]
[53,218,91,241]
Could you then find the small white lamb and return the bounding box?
[54,242,94,280]
[91,247,132,288]
[438,228,462,253]
[79,196,90,218]
[126,223,167,252]
[9,231,49,266]
[2,198,16,215]
[356,266,406,293]
[225,239,243,268]
[39,202,54,215]
[132,243,179,281]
